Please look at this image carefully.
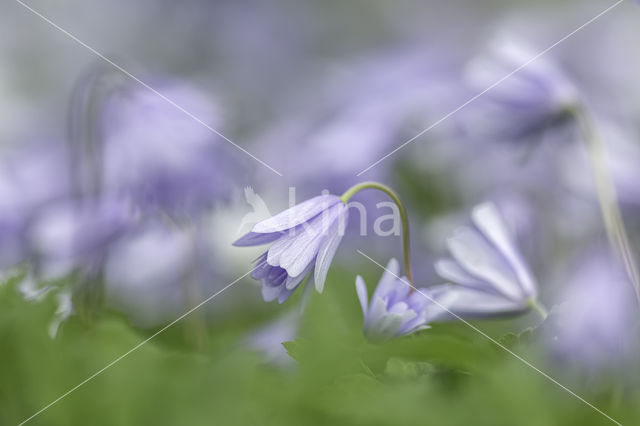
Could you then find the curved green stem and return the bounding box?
[341,182,414,285]
[527,298,548,322]
[573,107,640,306]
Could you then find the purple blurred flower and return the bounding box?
[234,194,348,303]
[463,38,578,142]
[432,202,539,317]
[28,197,134,278]
[355,258,453,341]
[548,250,636,367]
[246,312,298,365]
[0,143,69,268]
[101,82,239,213]
[253,48,458,190]
[104,220,199,326]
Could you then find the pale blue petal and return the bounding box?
[471,202,537,298]
[284,261,314,290]
[431,285,526,318]
[365,296,388,329]
[266,233,297,266]
[372,258,401,301]
[435,258,496,294]
[375,313,405,339]
[447,227,523,301]
[262,283,283,302]
[277,205,341,276]
[314,205,348,293]
[277,287,295,304]
[252,195,340,233]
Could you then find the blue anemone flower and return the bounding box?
[464,38,578,142]
[234,194,348,303]
[356,258,453,341]
[432,202,539,318]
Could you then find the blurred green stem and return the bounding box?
[183,221,208,351]
[341,182,414,286]
[574,107,640,305]
[527,298,548,321]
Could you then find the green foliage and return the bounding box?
[0,270,638,426]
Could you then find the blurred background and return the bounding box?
[1,0,640,425]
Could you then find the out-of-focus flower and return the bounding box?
[432,202,539,317]
[245,312,298,365]
[104,221,200,326]
[0,143,70,268]
[356,258,453,341]
[463,38,578,142]
[234,194,348,303]
[101,82,239,213]
[253,48,459,190]
[547,250,636,367]
[28,197,134,279]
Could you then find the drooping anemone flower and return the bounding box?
[233,194,348,303]
[355,258,454,341]
[432,202,541,318]
[463,37,578,143]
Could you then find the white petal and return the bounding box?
[472,202,537,298]
[355,276,369,316]
[284,261,314,290]
[279,205,341,277]
[376,313,405,339]
[365,296,388,329]
[435,258,494,293]
[447,227,523,301]
[431,285,526,318]
[314,205,348,293]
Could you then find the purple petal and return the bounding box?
[262,283,283,302]
[233,231,282,247]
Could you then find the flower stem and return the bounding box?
[341,182,414,285]
[574,108,640,306]
[527,298,548,321]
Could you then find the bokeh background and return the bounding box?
[1,0,640,425]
